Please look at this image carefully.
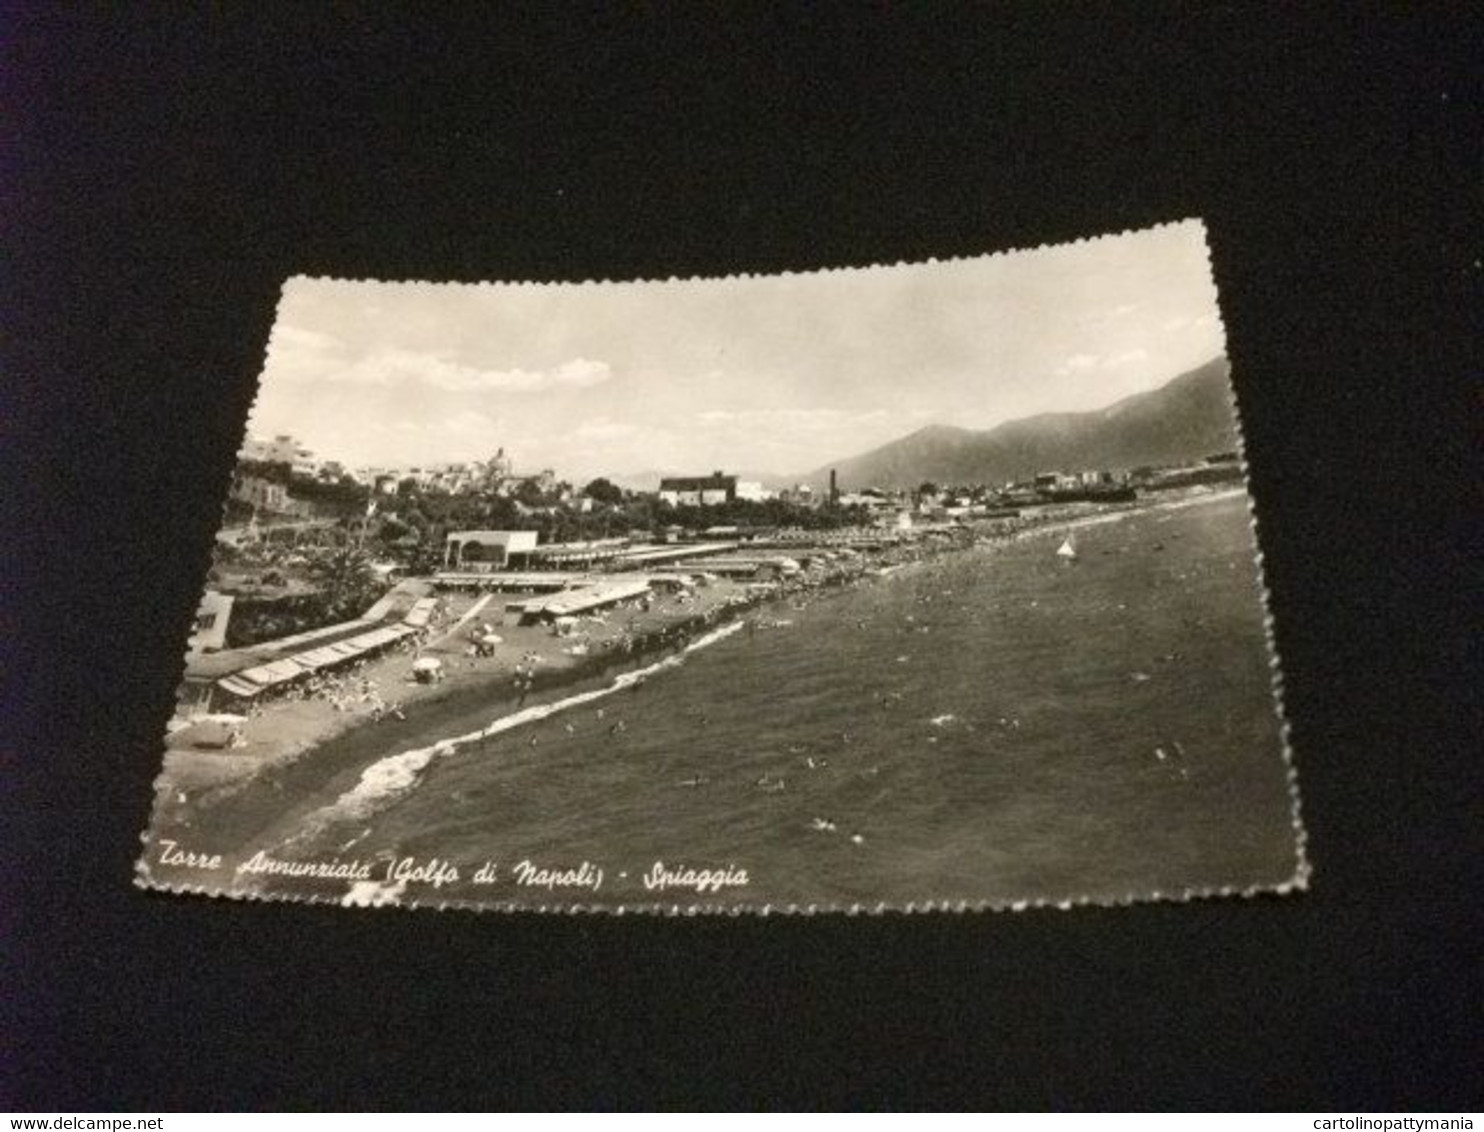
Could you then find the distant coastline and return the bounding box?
[146,483,1247,875]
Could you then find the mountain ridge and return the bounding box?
[794,357,1237,492]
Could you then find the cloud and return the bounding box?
[548,358,613,388]
[268,324,342,356]
[351,351,613,393]
[544,420,683,479]
[572,418,639,441]
[445,410,498,434]
[268,333,614,394]
[1059,353,1100,372]
[1054,348,1148,376]
[694,407,889,431]
[348,409,494,440]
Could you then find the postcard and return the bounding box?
[137,220,1307,912]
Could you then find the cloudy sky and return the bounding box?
[246,220,1225,482]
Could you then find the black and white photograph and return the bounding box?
[13,2,1477,1111]
[136,220,1306,912]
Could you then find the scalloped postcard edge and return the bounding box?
[135,217,1311,916]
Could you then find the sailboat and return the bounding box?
[1056,535,1078,561]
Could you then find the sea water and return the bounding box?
[223,493,1300,908]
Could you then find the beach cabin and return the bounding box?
[443,530,538,571]
[506,580,654,627]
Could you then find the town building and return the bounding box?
[443,529,540,570]
[422,462,481,494]
[230,474,291,513]
[838,488,900,515]
[525,469,558,494]
[481,447,515,490]
[661,471,765,507]
[187,590,234,656]
[242,433,318,475]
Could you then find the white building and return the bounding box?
[443,530,540,570]
[230,474,288,512]
[659,472,774,505]
[242,433,317,475]
[187,590,234,656]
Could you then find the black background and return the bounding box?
[5,3,1479,1111]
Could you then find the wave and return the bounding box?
[280,619,748,847]
[997,486,1247,546]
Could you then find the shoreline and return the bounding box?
[147,528,973,843]
[146,486,1245,849]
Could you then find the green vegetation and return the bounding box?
[307,544,381,621]
[238,459,370,514]
[357,485,874,566]
[656,497,872,531]
[582,477,625,505]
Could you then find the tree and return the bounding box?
[406,540,446,577]
[377,514,411,542]
[514,479,547,508]
[583,477,625,506]
[307,544,381,621]
[917,481,939,498]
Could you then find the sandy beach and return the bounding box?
[155,536,920,808]
[152,491,1232,827]
[159,576,753,796]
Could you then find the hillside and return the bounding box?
[800,357,1238,491]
